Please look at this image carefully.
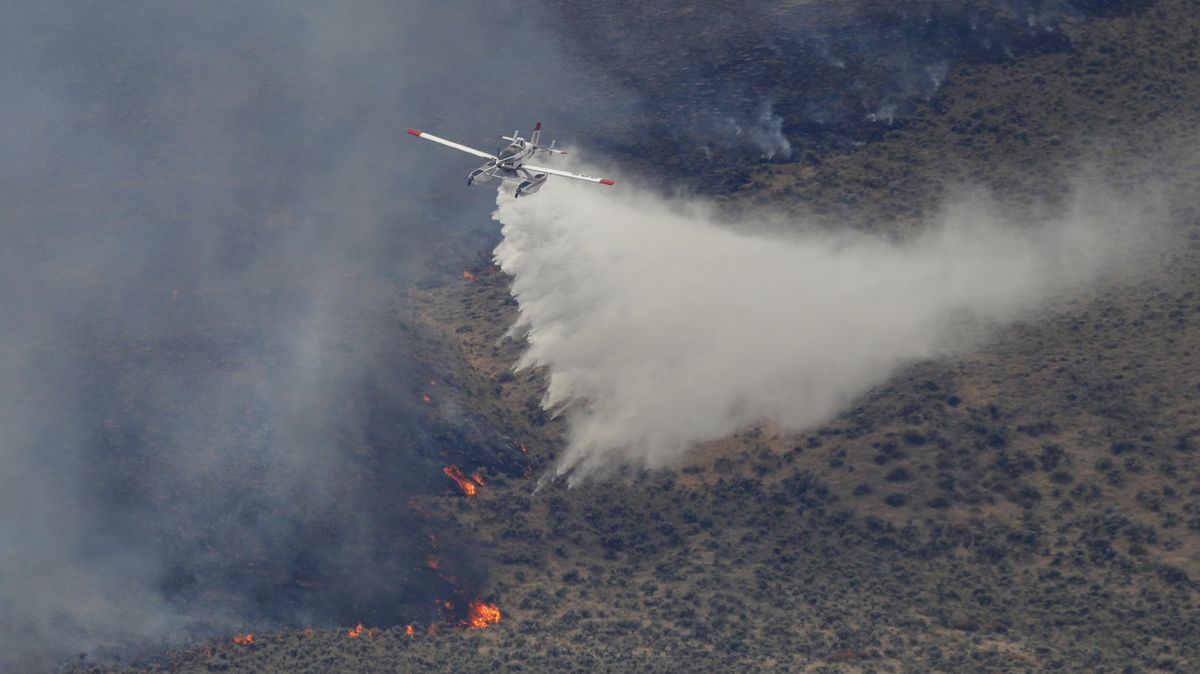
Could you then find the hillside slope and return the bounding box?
[85,1,1199,672]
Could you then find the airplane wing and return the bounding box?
[407,128,496,160]
[523,164,616,186]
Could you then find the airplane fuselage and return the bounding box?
[496,139,534,168]
[407,124,614,197]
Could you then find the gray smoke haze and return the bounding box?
[493,164,1166,484]
[0,1,620,670]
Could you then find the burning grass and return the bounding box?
[466,600,501,629]
[442,464,484,496]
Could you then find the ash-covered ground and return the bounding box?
[2,1,1195,672]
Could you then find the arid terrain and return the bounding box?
[71,0,1200,672]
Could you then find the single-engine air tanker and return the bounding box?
[406,123,615,198]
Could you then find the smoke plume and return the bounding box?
[493,165,1160,484]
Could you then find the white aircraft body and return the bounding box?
[407,122,615,197]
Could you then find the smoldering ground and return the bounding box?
[493,160,1175,485]
[550,0,1151,180]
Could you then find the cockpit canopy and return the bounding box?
[498,141,523,159]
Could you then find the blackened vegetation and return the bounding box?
[72,291,516,633]
[551,0,1152,189]
[426,407,531,479]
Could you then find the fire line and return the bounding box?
[443,464,483,496]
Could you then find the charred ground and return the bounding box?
[76,0,1200,672]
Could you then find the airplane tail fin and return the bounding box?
[500,123,567,156]
[532,128,567,157]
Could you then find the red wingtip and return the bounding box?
[406,128,422,136]
[599,179,616,186]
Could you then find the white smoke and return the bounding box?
[493,165,1157,484]
[726,100,793,160]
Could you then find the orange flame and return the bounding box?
[422,393,432,404]
[405,624,415,637]
[233,633,253,646]
[442,464,480,496]
[466,600,501,629]
[426,556,440,570]
[347,623,364,638]
[462,270,475,280]
[471,472,486,486]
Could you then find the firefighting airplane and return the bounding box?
[406,123,616,198]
